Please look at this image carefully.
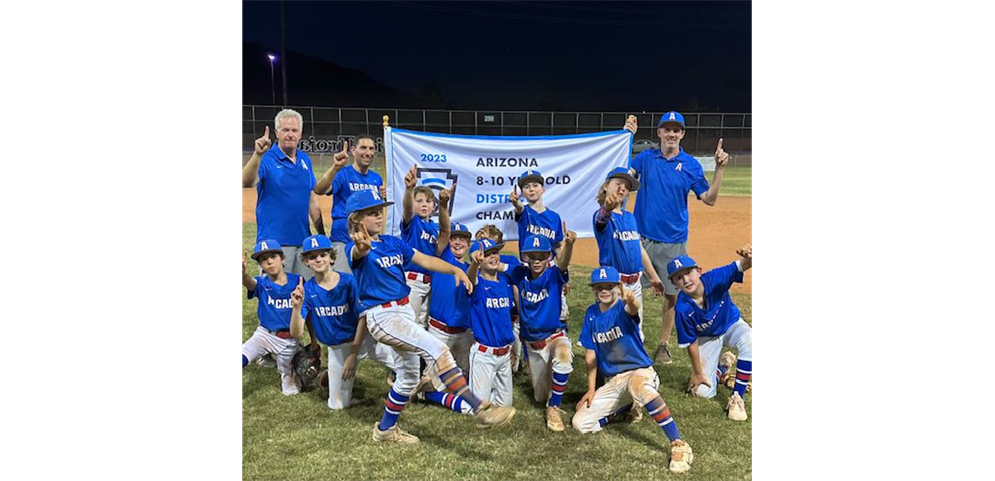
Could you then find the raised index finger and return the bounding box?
[263,125,270,139]
[716,138,724,152]
[341,140,349,153]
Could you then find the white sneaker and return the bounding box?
[372,423,420,444]
[546,406,566,432]
[727,392,747,421]
[475,401,517,429]
[669,439,694,473]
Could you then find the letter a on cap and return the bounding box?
[311,238,319,248]
[261,241,269,250]
[599,269,607,279]
[372,190,381,200]
[674,259,683,269]
[669,112,676,120]
[533,237,540,247]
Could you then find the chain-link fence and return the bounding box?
[243,106,751,161]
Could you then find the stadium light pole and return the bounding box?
[267,54,276,105]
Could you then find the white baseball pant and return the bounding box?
[242,326,302,395]
[469,342,513,407]
[405,273,431,329]
[572,367,659,433]
[325,335,400,410]
[424,320,473,391]
[689,318,752,399]
[362,301,451,397]
[524,333,574,403]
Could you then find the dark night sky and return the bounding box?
[243,1,751,112]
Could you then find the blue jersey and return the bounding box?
[255,147,316,246]
[401,216,440,275]
[300,273,361,346]
[500,254,521,270]
[470,273,516,347]
[674,262,744,347]
[498,255,521,316]
[629,147,709,243]
[593,209,643,275]
[345,235,415,313]
[508,265,568,341]
[580,301,652,378]
[515,205,564,245]
[326,166,383,243]
[247,273,303,332]
[428,246,471,328]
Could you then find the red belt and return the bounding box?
[380,296,410,309]
[477,343,511,356]
[273,330,293,339]
[429,318,467,334]
[620,272,640,284]
[529,331,565,350]
[406,272,431,283]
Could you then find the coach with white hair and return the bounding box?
[242,108,325,276]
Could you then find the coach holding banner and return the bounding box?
[624,112,729,365]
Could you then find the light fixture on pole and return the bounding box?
[267,54,276,105]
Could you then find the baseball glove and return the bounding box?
[292,347,322,389]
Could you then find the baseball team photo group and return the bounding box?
[241,2,752,479]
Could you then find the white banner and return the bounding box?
[384,127,632,240]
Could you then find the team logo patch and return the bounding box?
[310,238,319,248]
[261,242,269,250]
[669,112,676,120]
[533,237,540,247]
[599,269,607,279]
[674,259,683,269]
[416,167,459,219]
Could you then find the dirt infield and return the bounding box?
[242,189,751,293]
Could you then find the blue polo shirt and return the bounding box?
[629,147,709,243]
[255,147,316,246]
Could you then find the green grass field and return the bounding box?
[714,165,751,197]
[242,223,752,480]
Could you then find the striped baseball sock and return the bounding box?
[377,388,410,431]
[643,395,681,442]
[424,391,474,414]
[597,403,634,427]
[438,367,482,411]
[733,359,752,398]
[548,371,570,408]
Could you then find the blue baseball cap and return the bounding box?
[605,166,640,191]
[470,238,506,256]
[345,189,393,215]
[301,234,333,254]
[518,169,544,188]
[520,235,553,254]
[251,239,284,261]
[657,111,686,129]
[589,266,621,285]
[450,222,473,238]
[667,255,699,278]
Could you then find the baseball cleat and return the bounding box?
[474,401,516,429]
[372,423,420,444]
[545,406,566,432]
[256,354,277,368]
[669,439,694,473]
[654,344,673,365]
[727,392,748,421]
